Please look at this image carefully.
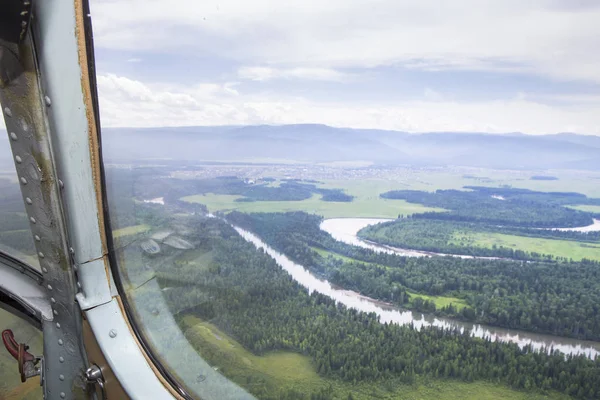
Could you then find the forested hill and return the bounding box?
[96,125,600,170]
[380,187,599,228]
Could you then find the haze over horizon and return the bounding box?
[3,0,600,136]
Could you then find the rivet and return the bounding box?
[4,107,12,117]
[60,392,66,399]
[10,132,17,140]
[50,297,56,303]
[42,267,48,273]
[53,309,58,315]
[15,155,22,163]
[47,284,52,290]
[38,252,45,258]
[59,356,64,363]
[59,374,64,381]
[26,197,32,204]
[109,329,117,338]
[44,96,52,106]
[34,235,41,241]
[20,177,27,185]
[58,339,63,345]
[56,322,61,329]
[30,217,36,224]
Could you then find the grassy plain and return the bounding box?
[181,315,567,400]
[451,231,600,261]
[406,291,469,311]
[181,191,443,219]
[567,205,600,213]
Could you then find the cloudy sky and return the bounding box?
[9,0,600,135]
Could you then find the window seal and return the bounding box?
[79,1,193,398]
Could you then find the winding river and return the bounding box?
[232,219,600,359]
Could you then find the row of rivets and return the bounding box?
[6,91,74,397]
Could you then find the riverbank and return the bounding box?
[232,223,600,359]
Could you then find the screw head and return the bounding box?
[109,329,117,338]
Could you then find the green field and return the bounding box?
[181,315,566,400]
[407,291,469,311]
[451,231,600,261]
[182,191,443,219]
[567,205,600,213]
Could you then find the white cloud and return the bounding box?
[90,0,600,83]
[238,66,350,82]
[96,73,600,135]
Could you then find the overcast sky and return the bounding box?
[5,0,600,135]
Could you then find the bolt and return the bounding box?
[109,329,117,338]
[42,267,48,273]
[38,252,45,258]
[15,155,22,163]
[58,339,63,345]
[4,107,12,117]
[59,179,64,189]
[50,297,56,303]
[44,96,52,106]
[59,356,64,363]
[56,322,61,329]
[10,132,17,140]
[20,177,27,185]
[26,197,32,204]
[59,374,64,381]
[47,284,52,291]
[60,392,65,398]
[30,217,36,223]
[34,235,41,241]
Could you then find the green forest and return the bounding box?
[226,212,600,341]
[128,215,600,399]
[358,218,600,261]
[380,187,599,227]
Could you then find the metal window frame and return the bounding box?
[0,0,180,398]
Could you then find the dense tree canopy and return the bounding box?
[135,215,600,399]
[227,211,600,341]
[380,187,597,228]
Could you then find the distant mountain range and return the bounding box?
[3,125,600,170]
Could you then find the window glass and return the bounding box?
[0,135,40,271]
[0,308,42,400]
[95,2,600,399]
